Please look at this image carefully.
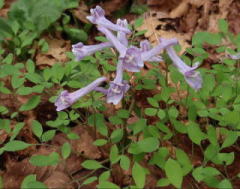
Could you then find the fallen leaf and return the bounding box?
[36,37,71,67]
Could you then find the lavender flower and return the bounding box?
[72,42,112,61]
[98,26,178,72]
[121,47,144,72]
[95,61,130,105]
[227,52,240,60]
[98,26,144,72]
[87,6,131,34]
[97,25,127,57]
[117,19,128,47]
[140,40,163,62]
[55,77,107,111]
[106,60,130,104]
[141,38,178,61]
[165,45,202,91]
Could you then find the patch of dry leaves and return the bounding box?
[36,37,71,68]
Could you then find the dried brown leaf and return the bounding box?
[36,38,71,67]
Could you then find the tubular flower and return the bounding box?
[121,47,143,72]
[95,61,130,105]
[116,19,129,46]
[227,52,240,60]
[141,38,178,61]
[106,60,130,104]
[140,40,163,62]
[86,6,131,34]
[165,45,202,91]
[55,77,107,111]
[98,26,178,72]
[97,26,144,72]
[72,42,112,61]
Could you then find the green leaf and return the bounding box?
[204,144,220,162]
[61,142,71,159]
[88,113,108,136]
[120,155,130,171]
[99,171,110,182]
[128,118,147,135]
[10,122,24,141]
[16,87,32,95]
[221,131,238,148]
[11,75,25,89]
[192,166,220,182]
[0,82,11,94]
[109,116,123,125]
[171,120,187,134]
[21,174,36,189]
[41,130,56,142]
[0,119,11,133]
[132,162,146,188]
[67,132,80,140]
[21,174,47,189]
[64,28,88,42]
[218,19,228,33]
[117,109,129,119]
[149,147,169,169]
[82,176,97,185]
[157,178,170,187]
[128,137,160,154]
[110,145,119,164]
[29,152,60,166]
[144,108,157,116]
[31,120,43,138]
[0,106,8,115]
[217,152,235,165]
[19,96,41,111]
[0,0,4,9]
[207,126,218,145]
[110,128,123,143]
[168,107,179,119]
[134,17,144,28]
[25,73,43,84]
[26,59,35,73]
[95,36,108,42]
[4,140,31,151]
[3,53,14,64]
[9,0,75,34]
[165,158,183,188]
[187,122,206,145]
[130,3,148,14]
[0,18,14,37]
[192,32,221,46]
[93,139,107,146]
[81,160,103,170]
[176,149,193,175]
[147,97,159,108]
[138,137,159,153]
[157,109,166,119]
[97,181,120,189]
[217,179,232,189]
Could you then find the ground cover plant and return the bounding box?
[0,0,240,188]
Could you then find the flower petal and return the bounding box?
[72,42,112,61]
[117,19,129,46]
[122,47,143,72]
[166,46,202,90]
[141,38,178,61]
[55,77,107,111]
[97,26,127,56]
[87,6,131,33]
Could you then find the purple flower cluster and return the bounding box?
[55,6,202,111]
